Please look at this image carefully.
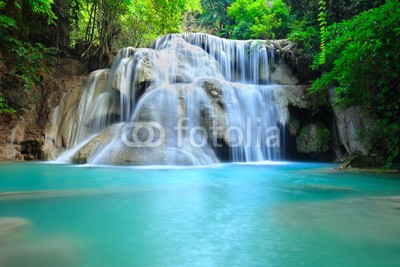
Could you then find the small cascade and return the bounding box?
[53,33,291,165]
[151,33,274,84]
[68,69,119,147]
[7,126,18,158]
[222,84,283,162]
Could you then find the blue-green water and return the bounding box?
[1,162,400,266]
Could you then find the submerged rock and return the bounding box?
[0,217,30,239]
[268,195,400,245]
[0,236,79,267]
[301,184,356,192]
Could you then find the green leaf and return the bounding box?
[0,15,17,29]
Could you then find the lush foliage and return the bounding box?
[196,0,233,37]
[0,0,58,113]
[0,95,15,115]
[227,0,290,39]
[311,0,400,166]
[284,0,384,63]
[69,0,201,56]
[0,0,201,113]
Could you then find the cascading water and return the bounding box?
[151,33,274,84]
[53,33,289,165]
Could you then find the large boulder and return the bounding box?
[72,125,117,164]
[198,77,228,141]
[71,123,218,165]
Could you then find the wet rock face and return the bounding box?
[0,58,89,162]
[46,69,117,155]
[332,106,372,155]
[0,141,20,162]
[328,89,379,160]
[273,85,314,123]
[197,78,226,141]
[270,58,299,85]
[72,126,117,164]
[20,140,45,160]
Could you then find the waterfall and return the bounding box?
[7,125,18,159]
[53,33,289,165]
[151,33,274,84]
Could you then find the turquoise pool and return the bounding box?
[1,162,400,266]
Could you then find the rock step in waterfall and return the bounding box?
[50,33,306,165]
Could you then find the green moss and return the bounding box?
[316,124,330,153]
[296,123,331,154]
[289,117,300,136]
[341,152,386,169]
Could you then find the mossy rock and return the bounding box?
[289,117,300,137]
[340,153,386,169]
[296,123,331,154]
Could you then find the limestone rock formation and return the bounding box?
[0,58,89,161]
[270,58,299,85]
[332,106,372,155]
[329,89,375,159]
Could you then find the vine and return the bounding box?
[317,0,327,65]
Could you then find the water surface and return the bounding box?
[1,162,400,266]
